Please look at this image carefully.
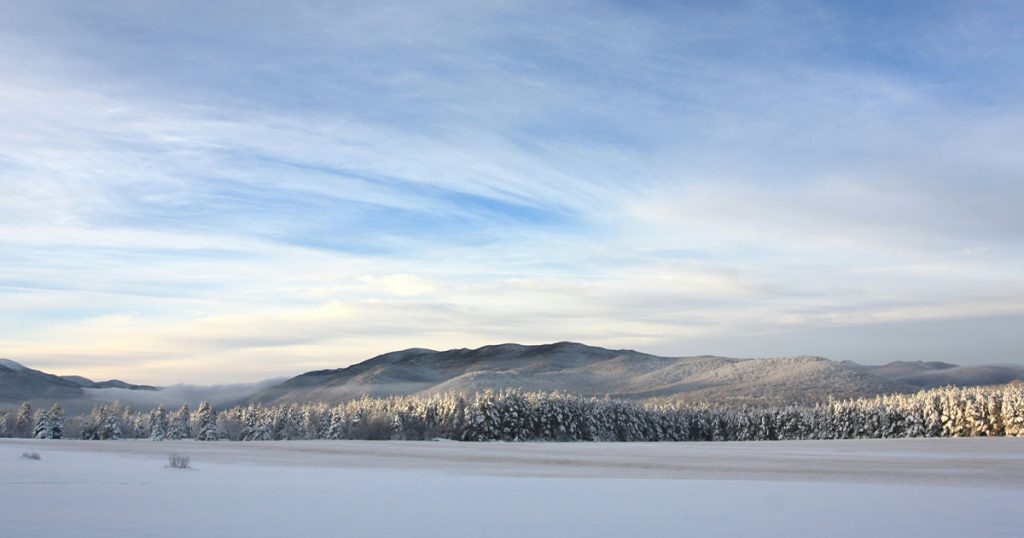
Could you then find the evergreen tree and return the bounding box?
[194,401,219,441]
[302,407,319,440]
[129,412,148,439]
[149,405,169,441]
[168,405,192,440]
[119,405,137,438]
[33,410,51,439]
[326,409,346,439]
[48,404,65,440]
[15,402,33,438]
[11,383,1024,444]
[102,412,122,440]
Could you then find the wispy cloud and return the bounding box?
[1,1,1022,382]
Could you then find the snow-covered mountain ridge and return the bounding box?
[4,343,1024,409]
[242,342,1024,407]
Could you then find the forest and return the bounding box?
[3,384,1023,442]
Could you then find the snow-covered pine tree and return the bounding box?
[48,403,65,439]
[118,405,136,438]
[268,406,290,440]
[79,410,100,440]
[77,405,119,440]
[940,388,967,437]
[240,405,273,441]
[180,404,193,438]
[921,394,943,437]
[239,406,256,441]
[149,405,169,441]
[215,407,243,441]
[102,412,122,440]
[287,405,306,440]
[461,390,504,441]
[81,402,123,440]
[168,405,191,440]
[900,395,927,438]
[881,401,906,438]
[301,406,322,440]
[963,391,988,437]
[15,402,33,438]
[1001,386,1024,437]
[16,383,1024,444]
[130,412,148,439]
[325,408,346,439]
[194,401,219,441]
[33,410,51,439]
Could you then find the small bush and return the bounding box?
[167,454,190,469]
[22,451,41,460]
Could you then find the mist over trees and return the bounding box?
[3,385,1023,442]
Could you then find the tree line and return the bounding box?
[2,384,1023,442]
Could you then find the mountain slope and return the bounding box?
[244,342,922,406]
[868,362,1024,389]
[841,360,1024,390]
[0,359,156,409]
[0,358,158,400]
[58,374,158,391]
[0,359,86,402]
[7,346,1023,409]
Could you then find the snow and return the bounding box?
[2,438,1022,537]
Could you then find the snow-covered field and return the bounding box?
[2,438,1022,537]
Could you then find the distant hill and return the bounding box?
[245,342,1021,407]
[853,360,1024,390]
[58,373,158,391]
[0,358,156,412]
[0,358,157,403]
[6,345,1023,410]
[0,358,86,402]
[0,358,282,413]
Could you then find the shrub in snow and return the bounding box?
[22,451,41,460]
[167,454,191,469]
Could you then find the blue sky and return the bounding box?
[1,0,1022,383]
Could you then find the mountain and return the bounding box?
[58,374,157,391]
[7,345,1023,410]
[0,358,158,401]
[0,358,156,412]
[0,358,283,413]
[0,358,86,402]
[243,342,942,407]
[854,360,1024,390]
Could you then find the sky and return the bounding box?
[1,0,1023,384]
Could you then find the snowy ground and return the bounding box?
[2,438,1022,537]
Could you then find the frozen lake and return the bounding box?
[2,437,1022,537]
